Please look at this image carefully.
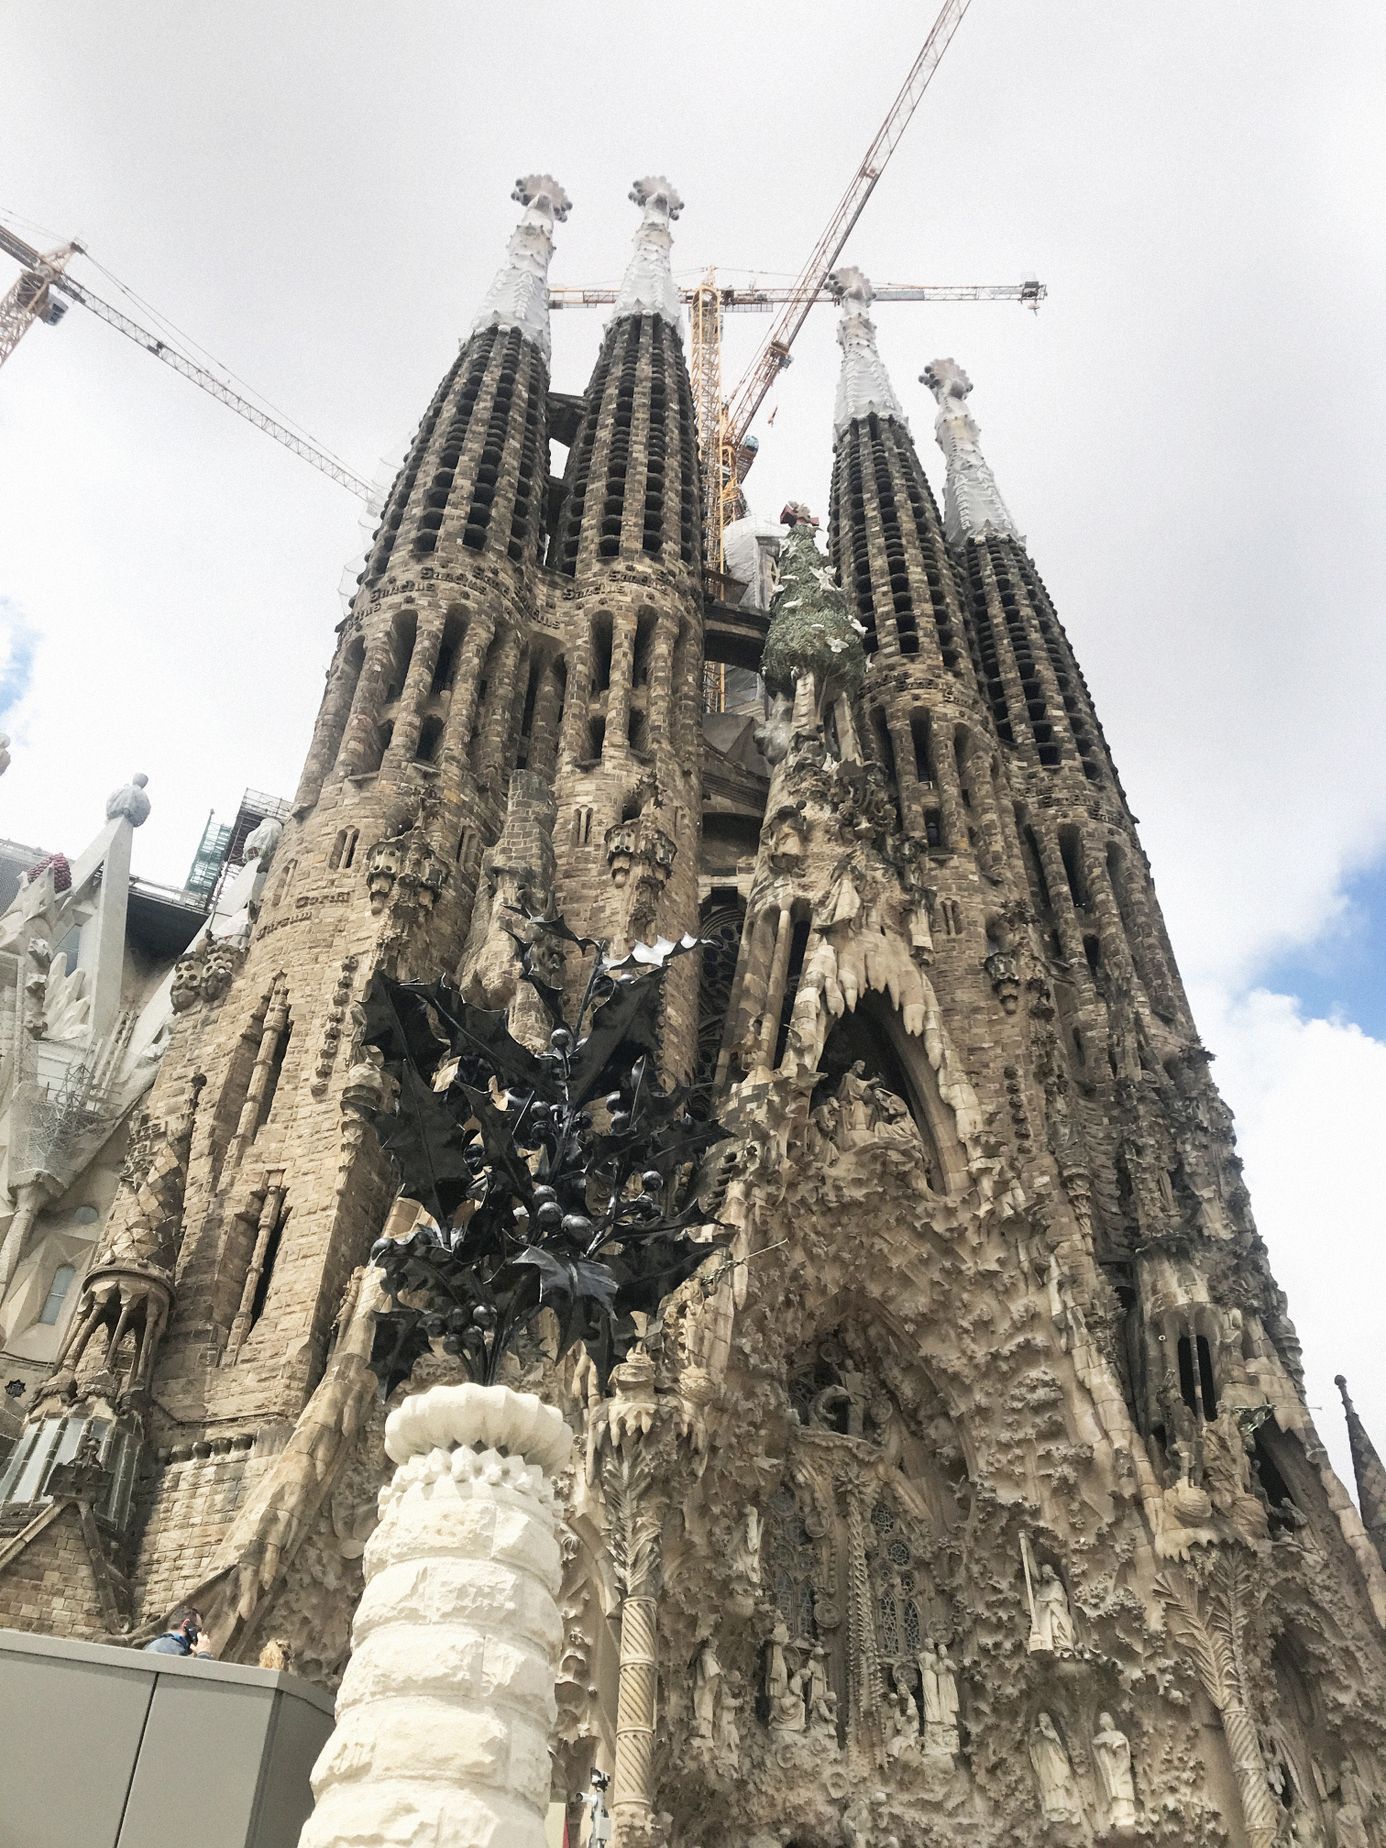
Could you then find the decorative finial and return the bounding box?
[469,174,571,364]
[829,266,906,439]
[106,772,151,827]
[922,356,1022,547]
[609,177,684,333]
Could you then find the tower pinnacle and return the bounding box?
[1337,1375,1386,1566]
[609,176,684,331]
[922,356,1021,547]
[830,266,906,438]
[469,173,571,363]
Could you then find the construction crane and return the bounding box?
[557,271,1043,572]
[549,1,1023,578]
[713,0,978,566]
[0,221,373,499]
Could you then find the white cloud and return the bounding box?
[1191,980,1386,1500]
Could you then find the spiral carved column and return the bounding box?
[299,1383,573,1848]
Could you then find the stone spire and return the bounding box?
[609,176,684,331]
[1337,1375,1386,1566]
[830,267,906,438]
[922,356,1022,548]
[469,173,571,363]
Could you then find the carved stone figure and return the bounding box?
[884,1665,920,1759]
[920,1640,960,1757]
[1092,1712,1137,1834]
[1029,1562,1077,1655]
[766,1615,806,1734]
[692,1638,721,1742]
[1333,1800,1370,1848]
[806,1642,838,1736]
[1029,1711,1083,1825]
[841,1789,899,1848]
[105,771,151,826]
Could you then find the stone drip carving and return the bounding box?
[830,267,907,438]
[610,176,685,332]
[469,173,571,364]
[922,357,1022,548]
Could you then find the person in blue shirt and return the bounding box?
[142,1608,203,1655]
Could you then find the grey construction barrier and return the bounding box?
[0,1627,334,1848]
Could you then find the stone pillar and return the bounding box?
[604,615,637,760]
[299,1382,573,1848]
[756,906,795,1071]
[296,646,364,810]
[439,618,496,775]
[383,617,445,769]
[614,1593,659,1832]
[930,719,969,852]
[476,630,525,783]
[336,629,398,777]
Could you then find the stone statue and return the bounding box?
[884,1666,920,1760]
[242,816,283,865]
[106,771,151,827]
[1029,1562,1076,1655]
[0,733,10,776]
[1029,1711,1082,1825]
[713,1672,741,1776]
[692,1638,721,1742]
[766,1615,806,1733]
[1092,1711,1137,1833]
[728,1504,762,1604]
[1333,1800,1370,1848]
[919,1640,960,1757]
[805,1642,838,1735]
[841,1790,899,1848]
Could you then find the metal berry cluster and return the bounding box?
[359,915,726,1395]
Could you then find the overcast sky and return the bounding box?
[2,1,1384,1495]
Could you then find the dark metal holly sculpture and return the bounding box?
[359,914,727,1397]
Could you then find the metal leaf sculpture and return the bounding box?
[360,915,728,1396]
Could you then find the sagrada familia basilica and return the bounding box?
[2,173,1385,1847]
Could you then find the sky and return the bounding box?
[2,2,1385,1496]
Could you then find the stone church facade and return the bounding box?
[2,173,1385,1847]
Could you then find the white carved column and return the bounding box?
[299,1383,573,1848]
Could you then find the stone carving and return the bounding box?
[922,358,1022,547]
[1092,1712,1137,1835]
[611,176,684,331]
[105,771,151,826]
[840,1789,900,1848]
[1026,1558,1077,1656]
[884,1665,920,1760]
[1029,1711,1083,1826]
[829,268,907,438]
[469,173,570,363]
[919,1640,960,1758]
[766,1614,808,1734]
